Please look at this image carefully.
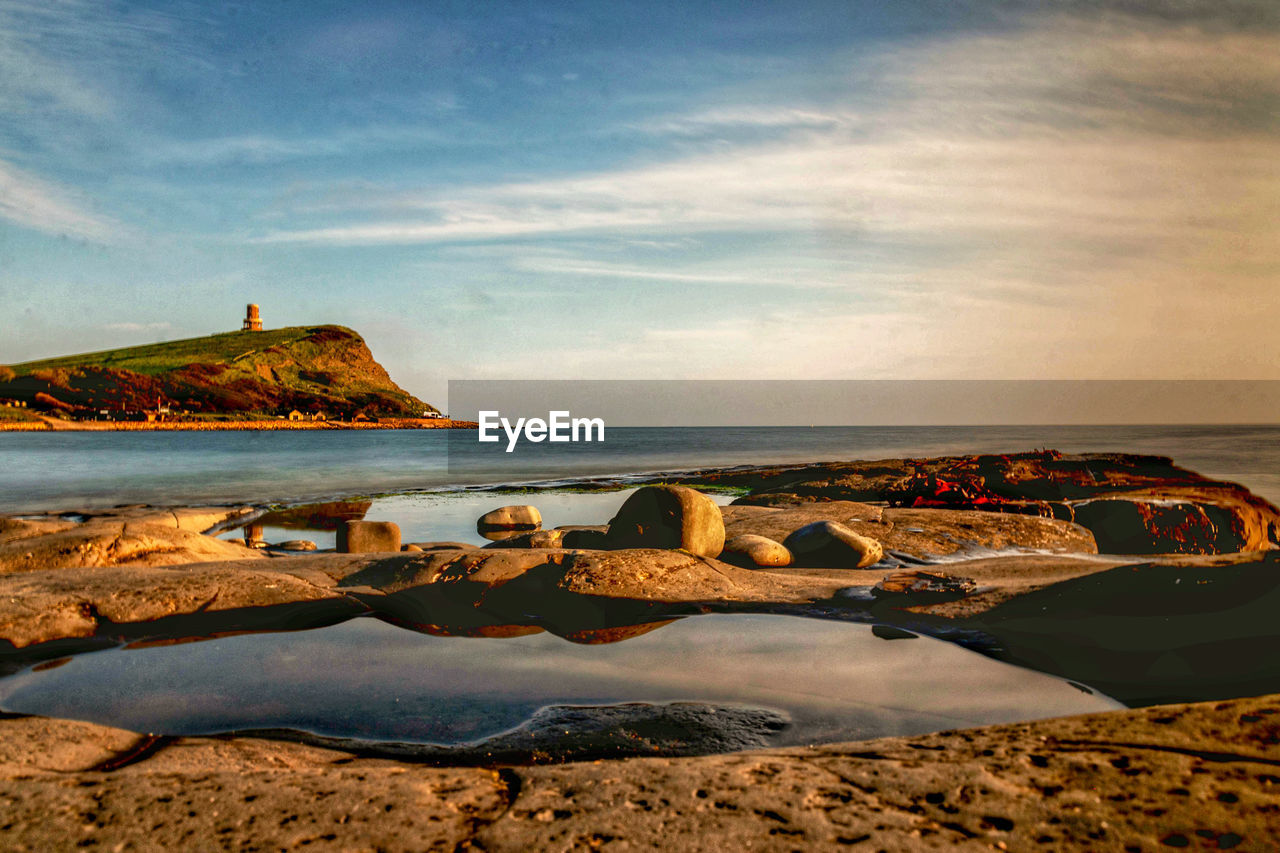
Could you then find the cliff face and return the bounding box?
[1,326,435,418]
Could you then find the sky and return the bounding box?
[1,0,1278,409]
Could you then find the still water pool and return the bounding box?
[0,614,1119,761]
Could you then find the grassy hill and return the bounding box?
[1,326,436,419]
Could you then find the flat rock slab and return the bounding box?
[700,452,1280,555]
[0,692,1275,850]
[723,502,1097,560]
[0,506,260,575]
[0,549,853,653]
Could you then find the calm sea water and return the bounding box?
[0,424,1277,513]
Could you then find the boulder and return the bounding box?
[720,534,792,569]
[606,486,725,558]
[477,505,542,531]
[336,521,401,554]
[783,521,883,569]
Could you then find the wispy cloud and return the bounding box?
[631,107,857,136]
[0,160,122,241]
[252,14,1280,255]
[0,0,201,125]
[147,124,469,167]
[513,256,857,289]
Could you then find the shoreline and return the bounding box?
[1,450,1279,847]
[0,416,479,432]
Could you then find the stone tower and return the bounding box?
[243,303,262,331]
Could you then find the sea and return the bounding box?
[0,424,1277,514]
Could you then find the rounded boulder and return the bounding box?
[783,521,883,568]
[477,505,543,531]
[606,485,725,558]
[720,534,792,569]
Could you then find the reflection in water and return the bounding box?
[225,489,660,548]
[479,527,527,542]
[223,489,731,551]
[0,614,1119,761]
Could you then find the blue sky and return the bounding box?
[2,0,1278,406]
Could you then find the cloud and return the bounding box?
[252,13,1280,256]
[0,0,200,124]
[0,160,122,241]
[147,124,469,167]
[513,255,861,289]
[631,107,857,136]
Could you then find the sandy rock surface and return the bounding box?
[0,693,1275,851]
[0,506,259,575]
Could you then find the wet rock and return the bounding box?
[458,701,791,761]
[783,521,883,569]
[477,505,542,531]
[337,520,401,554]
[275,701,792,766]
[720,534,792,569]
[606,485,725,557]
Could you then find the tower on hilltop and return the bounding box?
[243,303,262,331]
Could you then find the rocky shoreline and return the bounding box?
[1,449,1278,849]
